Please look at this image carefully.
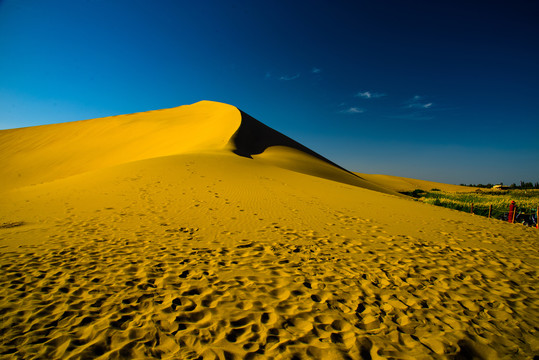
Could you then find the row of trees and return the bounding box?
[459,181,539,189]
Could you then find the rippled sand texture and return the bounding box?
[1,101,538,359]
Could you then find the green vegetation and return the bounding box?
[460,181,539,189]
[401,189,539,226]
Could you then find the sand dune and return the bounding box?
[0,101,394,195]
[356,174,478,193]
[0,101,240,191]
[1,101,538,359]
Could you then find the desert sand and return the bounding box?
[0,101,537,359]
[356,174,479,194]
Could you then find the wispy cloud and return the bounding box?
[405,95,433,109]
[340,107,364,114]
[312,67,321,74]
[279,74,300,81]
[356,91,386,99]
[406,102,433,109]
[389,95,436,121]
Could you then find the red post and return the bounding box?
[536,207,538,229]
[508,201,516,223]
[471,203,474,214]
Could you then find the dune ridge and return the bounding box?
[0,101,240,191]
[1,101,538,359]
[230,111,397,195]
[230,111,354,176]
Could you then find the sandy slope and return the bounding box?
[356,174,478,193]
[1,101,538,359]
[0,101,241,191]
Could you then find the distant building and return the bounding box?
[493,184,508,190]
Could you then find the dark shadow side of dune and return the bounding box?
[232,111,356,173]
[229,111,399,195]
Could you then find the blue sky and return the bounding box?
[1,0,538,184]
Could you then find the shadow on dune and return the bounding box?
[228,110,399,195]
[231,111,363,179]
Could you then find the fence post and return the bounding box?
[488,204,492,218]
[471,203,474,214]
[508,201,516,223]
[536,206,538,229]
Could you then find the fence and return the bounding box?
[403,190,539,228]
[467,203,538,227]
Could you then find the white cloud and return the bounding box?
[340,107,364,114]
[312,67,321,74]
[356,91,386,99]
[405,95,433,109]
[405,103,434,109]
[279,74,300,81]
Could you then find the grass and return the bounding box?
[401,189,539,225]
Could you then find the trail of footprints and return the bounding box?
[1,222,538,359]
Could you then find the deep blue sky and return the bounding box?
[1,0,538,184]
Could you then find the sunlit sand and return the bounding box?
[1,101,537,359]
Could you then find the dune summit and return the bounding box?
[0,101,538,359]
[0,101,241,191]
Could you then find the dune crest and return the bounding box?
[0,101,240,191]
[229,111,397,194]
